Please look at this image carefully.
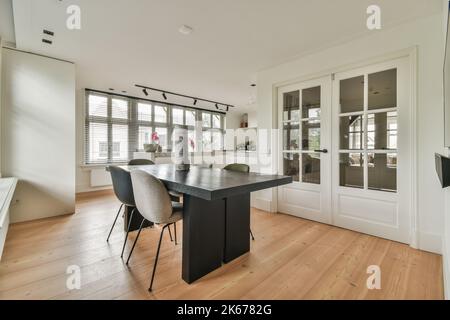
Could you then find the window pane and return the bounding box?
[172,108,184,125]
[368,153,397,192]
[112,98,128,119]
[367,112,397,150]
[302,120,320,151]
[302,86,321,119]
[88,122,108,162]
[88,95,107,117]
[212,131,223,150]
[138,126,153,150]
[202,131,212,152]
[138,103,152,121]
[368,68,397,110]
[202,113,211,128]
[302,153,320,184]
[339,153,364,188]
[283,90,300,121]
[340,76,364,113]
[112,124,128,161]
[154,105,167,123]
[212,114,221,128]
[186,110,196,126]
[283,122,299,150]
[155,127,168,151]
[283,153,299,182]
[340,115,363,150]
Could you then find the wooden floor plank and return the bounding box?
[0,192,443,300]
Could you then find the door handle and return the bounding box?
[314,149,328,154]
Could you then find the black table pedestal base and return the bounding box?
[182,193,251,284]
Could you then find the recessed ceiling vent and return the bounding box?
[43,29,54,36]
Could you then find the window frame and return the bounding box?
[84,90,226,165]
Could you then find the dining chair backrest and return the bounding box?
[130,170,173,224]
[224,163,250,173]
[109,166,135,207]
[128,159,155,165]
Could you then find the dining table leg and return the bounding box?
[224,193,251,263]
[182,194,226,284]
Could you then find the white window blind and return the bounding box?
[84,90,226,164]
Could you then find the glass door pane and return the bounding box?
[283,153,299,182]
[301,86,321,185]
[283,90,300,121]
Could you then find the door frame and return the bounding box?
[273,47,418,248]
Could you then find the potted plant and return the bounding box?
[144,131,162,153]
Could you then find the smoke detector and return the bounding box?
[178,25,193,35]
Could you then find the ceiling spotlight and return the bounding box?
[143,88,148,96]
[250,83,256,87]
[193,99,197,106]
[215,103,219,110]
[226,106,229,112]
[162,92,167,100]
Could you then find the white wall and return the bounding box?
[442,0,450,300]
[0,0,15,46]
[256,13,445,254]
[1,48,76,222]
[0,37,3,178]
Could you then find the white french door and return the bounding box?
[277,76,332,224]
[332,57,411,243]
[277,57,412,244]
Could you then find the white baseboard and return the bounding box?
[251,197,275,212]
[76,184,112,194]
[417,231,442,254]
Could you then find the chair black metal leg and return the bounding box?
[173,222,177,245]
[168,224,173,242]
[250,228,255,241]
[126,218,146,265]
[121,208,135,258]
[107,204,123,242]
[149,224,169,291]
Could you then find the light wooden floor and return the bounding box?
[0,191,443,300]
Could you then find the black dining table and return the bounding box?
[120,164,292,284]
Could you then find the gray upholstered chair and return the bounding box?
[223,163,255,240]
[107,166,135,249]
[128,158,180,202]
[128,159,155,166]
[127,170,183,291]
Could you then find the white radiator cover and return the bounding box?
[90,168,112,187]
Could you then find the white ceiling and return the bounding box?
[7,0,443,111]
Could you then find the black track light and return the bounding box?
[215,103,219,110]
[162,92,167,100]
[143,88,148,96]
[226,106,229,112]
[193,99,197,105]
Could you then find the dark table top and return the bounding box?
[118,164,292,201]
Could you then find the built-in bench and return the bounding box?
[0,177,18,260]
